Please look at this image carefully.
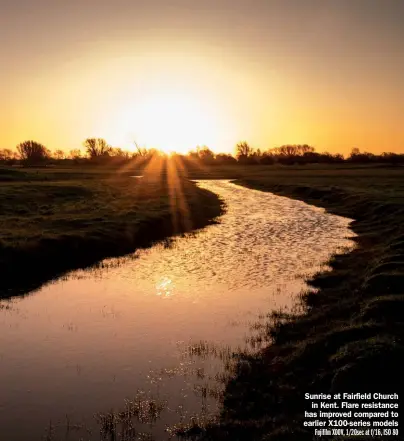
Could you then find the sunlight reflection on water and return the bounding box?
[156,276,174,298]
[0,180,356,441]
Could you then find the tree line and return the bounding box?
[1,139,404,166]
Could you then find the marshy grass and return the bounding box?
[183,341,234,362]
[42,391,167,441]
[166,414,219,440]
[40,336,238,441]
[95,393,168,431]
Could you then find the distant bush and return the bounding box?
[215,153,237,164]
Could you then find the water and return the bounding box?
[0,180,355,440]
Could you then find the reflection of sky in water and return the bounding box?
[0,181,356,441]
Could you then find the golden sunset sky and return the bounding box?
[1,0,403,154]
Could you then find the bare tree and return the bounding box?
[53,149,65,160]
[235,141,253,160]
[109,147,131,159]
[69,149,82,159]
[16,140,50,163]
[133,141,150,157]
[277,145,296,156]
[0,149,15,161]
[296,144,315,155]
[83,138,111,158]
[270,144,315,158]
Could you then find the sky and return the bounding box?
[1,0,403,155]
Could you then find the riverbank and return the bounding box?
[0,169,224,299]
[190,172,404,440]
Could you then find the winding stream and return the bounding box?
[0,180,355,440]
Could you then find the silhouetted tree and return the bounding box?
[109,147,130,159]
[333,153,345,162]
[69,149,82,160]
[259,152,275,164]
[16,140,50,164]
[132,141,153,158]
[188,150,199,160]
[215,153,237,164]
[53,149,65,160]
[0,149,15,162]
[347,148,376,163]
[84,138,112,158]
[297,144,315,155]
[321,152,344,163]
[380,152,404,164]
[235,141,253,161]
[266,144,317,164]
[351,147,360,156]
[197,146,215,163]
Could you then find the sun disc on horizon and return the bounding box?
[137,89,222,154]
[101,82,232,154]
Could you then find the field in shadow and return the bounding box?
[0,167,224,299]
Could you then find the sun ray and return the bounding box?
[166,155,192,233]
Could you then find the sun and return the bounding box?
[135,88,223,154]
[97,82,230,155]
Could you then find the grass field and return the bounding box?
[0,166,224,298]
